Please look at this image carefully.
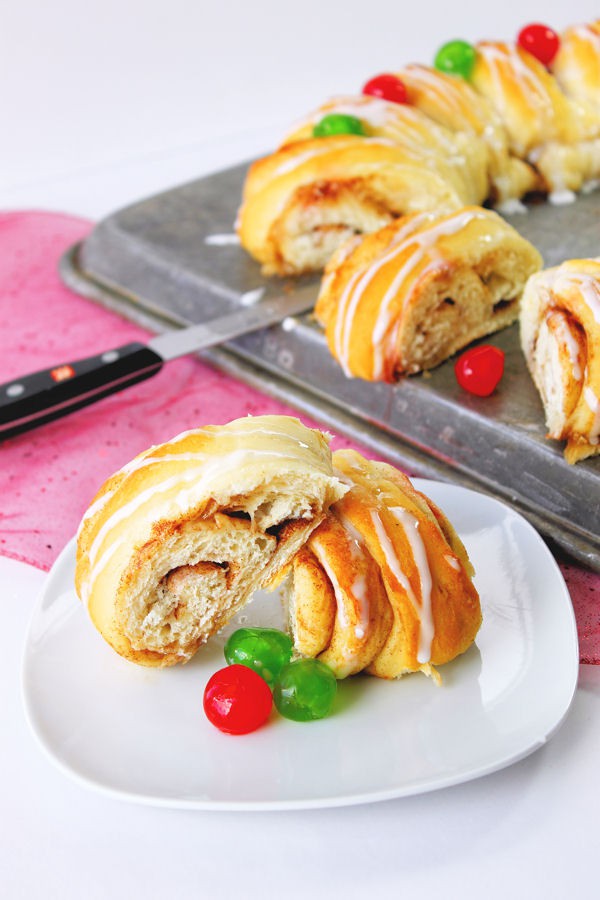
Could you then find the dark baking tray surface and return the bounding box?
[60,163,600,570]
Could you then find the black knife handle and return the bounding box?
[0,342,164,441]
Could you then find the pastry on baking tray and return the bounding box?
[287,449,482,681]
[236,135,481,276]
[520,258,600,464]
[281,93,489,205]
[552,21,600,118]
[396,63,541,206]
[75,415,347,666]
[314,206,542,382]
[471,40,600,200]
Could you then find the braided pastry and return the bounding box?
[237,135,475,276]
[288,450,482,681]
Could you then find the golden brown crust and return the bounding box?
[314,206,542,382]
[237,135,471,275]
[287,449,482,681]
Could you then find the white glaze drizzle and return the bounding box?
[272,136,398,178]
[310,531,370,653]
[333,208,490,379]
[390,506,434,664]
[477,43,555,155]
[369,509,422,615]
[240,287,265,306]
[204,233,240,246]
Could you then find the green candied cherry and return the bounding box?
[224,627,293,686]
[274,658,337,722]
[313,113,365,138]
[434,40,477,79]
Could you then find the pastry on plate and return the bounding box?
[396,63,541,206]
[520,258,600,463]
[315,205,542,382]
[75,415,347,666]
[471,40,600,200]
[236,135,479,276]
[287,450,482,681]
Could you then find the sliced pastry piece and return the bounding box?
[471,40,600,200]
[315,205,542,382]
[75,415,347,666]
[236,135,473,275]
[281,94,489,206]
[287,450,482,681]
[520,258,600,463]
[396,63,540,207]
[552,21,600,119]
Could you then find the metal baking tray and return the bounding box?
[60,162,600,570]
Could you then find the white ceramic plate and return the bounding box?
[22,480,579,810]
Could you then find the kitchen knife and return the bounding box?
[0,292,314,440]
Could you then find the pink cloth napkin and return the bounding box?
[1,210,598,663]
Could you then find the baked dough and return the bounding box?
[520,258,600,463]
[471,40,600,199]
[237,135,476,276]
[282,93,489,205]
[552,21,600,118]
[288,450,482,680]
[396,63,540,206]
[315,206,542,381]
[75,415,347,666]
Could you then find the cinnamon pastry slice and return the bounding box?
[287,450,482,681]
[520,259,600,463]
[471,40,600,200]
[75,415,347,666]
[236,135,473,275]
[281,94,489,206]
[315,205,542,382]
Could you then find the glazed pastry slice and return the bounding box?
[396,63,540,207]
[287,450,482,681]
[471,40,600,200]
[281,93,489,206]
[315,205,542,382]
[236,135,472,275]
[75,415,347,666]
[520,258,600,463]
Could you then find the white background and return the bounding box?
[2,1,600,897]
[2,0,600,216]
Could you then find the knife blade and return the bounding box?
[0,291,314,440]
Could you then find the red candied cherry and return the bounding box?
[362,73,408,105]
[517,23,560,67]
[203,664,273,735]
[454,345,505,397]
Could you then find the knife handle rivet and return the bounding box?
[101,350,120,363]
[6,383,25,398]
